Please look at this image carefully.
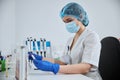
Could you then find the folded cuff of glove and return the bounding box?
[52,63,60,74]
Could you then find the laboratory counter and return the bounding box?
[0,70,94,80]
[28,70,94,80]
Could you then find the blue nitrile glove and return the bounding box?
[33,60,60,74]
[28,52,42,61]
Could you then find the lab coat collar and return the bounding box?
[69,28,89,52]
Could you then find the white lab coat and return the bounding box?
[60,28,102,80]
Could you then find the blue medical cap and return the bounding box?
[60,2,89,26]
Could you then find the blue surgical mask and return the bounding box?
[65,21,80,33]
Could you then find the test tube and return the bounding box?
[37,41,40,55]
[25,38,28,46]
[44,51,46,57]
[34,38,39,54]
[27,38,31,52]
[46,41,52,58]
[31,55,35,60]
[40,38,43,56]
[40,51,42,57]
[30,37,33,52]
[33,41,36,52]
[5,57,8,77]
[43,38,46,57]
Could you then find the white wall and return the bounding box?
[86,0,120,39]
[15,0,73,46]
[15,0,120,44]
[0,0,120,55]
[0,0,15,56]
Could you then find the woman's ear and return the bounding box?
[80,14,82,19]
[79,14,84,21]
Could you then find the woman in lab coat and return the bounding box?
[31,2,102,80]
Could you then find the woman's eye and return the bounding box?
[67,19,73,23]
[63,18,74,23]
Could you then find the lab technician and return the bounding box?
[29,2,102,80]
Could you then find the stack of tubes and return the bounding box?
[25,37,52,60]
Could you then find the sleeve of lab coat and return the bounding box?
[81,32,101,68]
